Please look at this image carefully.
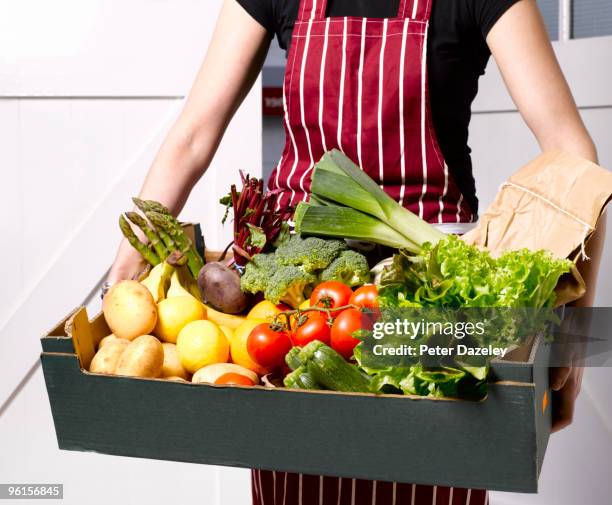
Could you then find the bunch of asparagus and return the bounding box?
[119,198,204,277]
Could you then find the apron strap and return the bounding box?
[398,0,434,21]
[297,0,328,22]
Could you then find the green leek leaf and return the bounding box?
[304,150,445,249]
[295,202,419,251]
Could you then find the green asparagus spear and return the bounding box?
[166,250,188,267]
[119,215,161,266]
[133,197,203,275]
[132,198,178,251]
[125,211,168,260]
[157,229,176,251]
[132,197,172,217]
[146,211,204,277]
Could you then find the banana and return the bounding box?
[167,268,201,300]
[166,267,247,330]
[141,262,174,302]
[203,304,247,331]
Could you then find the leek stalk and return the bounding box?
[295,204,420,251]
[295,149,446,250]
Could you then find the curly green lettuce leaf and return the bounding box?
[378,235,572,309]
[399,365,487,399]
[371,235,571,398]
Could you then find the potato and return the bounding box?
[165,376,189,382]
[98,334,118,349]
[103,280,157,341]
[198,262,249,315]
[89,338,130,375]
[115,335,164,378]
[161,343,189,380]
[192,363,258,385]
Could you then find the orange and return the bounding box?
[247,300,283,321]
[230,319,270,375]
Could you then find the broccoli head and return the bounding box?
[275,235,347,272]
[320,250,371,287]
[264,266,318,308]
[240,252,278,294]
[240,236,366,307]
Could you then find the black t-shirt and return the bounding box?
[237,0,521,215]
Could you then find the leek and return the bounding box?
[295,149,446,250]
[295,203,420,251]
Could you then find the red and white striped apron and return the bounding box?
[252,473,488,505]
[257,0,483,503]
[268,0,474,223]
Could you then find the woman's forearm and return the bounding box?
[107,120,222,281]
[135,0,271,216]
[487,1,596,163]
[537,117,598,165]
[107,0,271,283]
[137,119,221,216]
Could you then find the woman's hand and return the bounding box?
[107,239,147,285]
[106,0,270,287]
[549,214,606,431]
[550,359,585,433]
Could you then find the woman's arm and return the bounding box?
[108,0,270,282]
[486,0,596,161]
[486,0,606,430]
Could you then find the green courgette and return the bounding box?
[297,340,327,363]
[285,347,303,371]
[306,344,372,393]
[283,365,321,390]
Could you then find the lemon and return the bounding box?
[247,300,282,321]
[176,320,229,373]
[230,319,269,375]
[154,296,206,344]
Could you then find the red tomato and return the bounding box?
[349,284,380,321]
[215,373,255,386]
[292,312,331,347]
[276,303,292,312]
[331,309,373,360]
[247,323,292,368]
[349,285,379,309]
[310,281,353,313]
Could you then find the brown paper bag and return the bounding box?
[462,151,612,306]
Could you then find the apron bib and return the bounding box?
[268,0,474,224]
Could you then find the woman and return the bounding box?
[108,0,604,503]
